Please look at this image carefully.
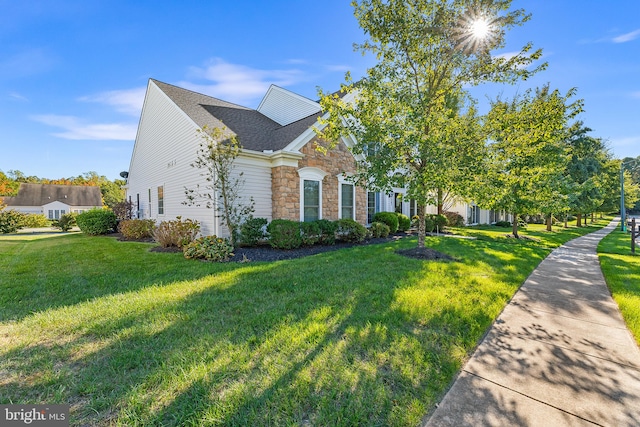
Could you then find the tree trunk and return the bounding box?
[546,213,552,232]
[576,213,582,227]
[591,213,595,223]
[512,213,519,238]
[564,214,568,228]
[417,202,426,248]
[436,188,443,215]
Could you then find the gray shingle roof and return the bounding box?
[3,183,103,207]
[151,79,320,152]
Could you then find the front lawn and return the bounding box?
[0,220,608,426]
[598,228,640,346]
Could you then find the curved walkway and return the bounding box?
[424,219,640,427]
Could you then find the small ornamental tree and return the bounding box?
[184,126,254,248]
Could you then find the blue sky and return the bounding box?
[1,0,639,181]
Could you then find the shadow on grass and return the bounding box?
[0,224,610,426]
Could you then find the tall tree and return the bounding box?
[317,0,545,248]
[482,85,582,238]
[563,124,611,226]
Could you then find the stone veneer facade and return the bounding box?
[271,136,367,224]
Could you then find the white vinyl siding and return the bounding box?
[257,85,321,126]
[126,81,273,236]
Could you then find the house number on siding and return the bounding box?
[167,160,177,168]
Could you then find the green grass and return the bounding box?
[598,228,640,346]
[0,220,608,426]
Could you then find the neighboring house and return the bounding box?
[3,183,103,219]
[124,79,367,236]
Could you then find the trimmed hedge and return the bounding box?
[373,211,399,233]
[76,209,117,235]
[267,219,303,249]
[396,213,411,231]
[239,217,268,247]
[336,218,367,243]
[369,221,390,238]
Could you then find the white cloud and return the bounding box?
[31,114,137,141]
[181,58,305,105]
[613,29,640,43]
[631,91,640,99]
[325,64,351,72]
[0,48,56,78]
[9,92,29,102]
[78,87,146,116]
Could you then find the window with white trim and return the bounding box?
[303,180,320,221]
[340,183,355,219]
[298,167,328,222]
[157,186,164,215]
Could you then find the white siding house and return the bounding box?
[3,183,103,218]
[124,80,368,236]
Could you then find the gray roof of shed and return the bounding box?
[3,183,103,207]
[151,79,320,152]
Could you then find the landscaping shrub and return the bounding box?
[369,221,390,238]
[76,209,117,235]
[433,214,448,230]
[183,235,234,262]
[52,212,77,232]
[239,217,268,247]
[443,211,465,227]
[22,213,50,228]
[494,220,511,227]
[373,211,399,233]
[267,219,303,249]
[0,209,26,233]
[153,216,200,248]
[316,219,338,245]
[336,218,367,243]
[424,215,435,232]
[112,200,135,220]
[300,220,321,246]
[396,213,411,231]
[118,219,156,240]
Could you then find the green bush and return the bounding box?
[433,214,448,230]
[316,219,338,245]
[396,213,411,231]
[22,213,50,228]
[153,216,200,248]
[300,220,321,246]
[267,219,303,249]
[76,209,117,235]
[373,211,399,233]
[369,221,390,238]
[336,218,367,243]
[52,212,77,232]
[183,235,234,262]
[443,211,465,227]
[118,219,156,240]
[494,220,511,227]
[0,209,26,234]
[239,217,268,247]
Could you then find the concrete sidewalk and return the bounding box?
[424,219,640,427]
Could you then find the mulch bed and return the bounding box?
[107,232,455,262]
